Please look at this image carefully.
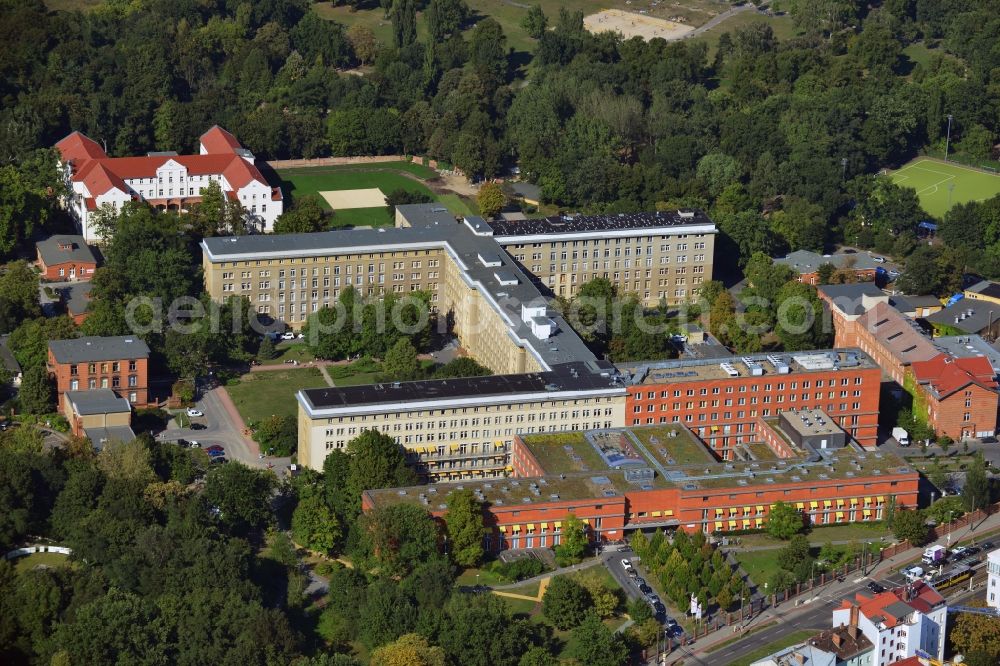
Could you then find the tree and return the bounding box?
[355,503,440,577]
[257,335,276,361]
[964,452,990,512]
[766,501,803,539]
[776,534,811,571]
[292,493,341,554]
[816,262,837,285]
[444,489,485,566]
[628,597,653,623]
[774,281,830,351]
[468,18,508,90]
[697,152,743,197]
[50,589,168,664]
[0,260,40,332]
[203,463,276,536]
[345,430,419,516]
[521,5,548,39]
[554,513,588,566]
[433,357,491,378]
[381,338,421,381]
[577,570,620,617]
[565,611,629,666]
[347,24,379,65]
[438,593,534,666]
[385,188,433,218]
[273,195,328,234]
[391,0,417,49]
[19,365,53,414]
[253,414,297,457]
[190,180,248,236]
[950,602,1000,665]
[477,182,505,218]
[370,633,446,666]
[892,508,929,546]
[542,575,590,630]
[425,0,468,41]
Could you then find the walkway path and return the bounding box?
[488,557,604,591]
[317,365,335,386]
[682,3,754,40]
[493,577,550,602]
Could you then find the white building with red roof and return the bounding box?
[832,582,946,666]
[55,126,283,240]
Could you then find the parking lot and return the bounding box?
[602,545,685,639]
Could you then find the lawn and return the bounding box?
[225,368,326,422]
[456,566,508,587]
[691,10,800,61]
[727,630,817,666]
[327,358,384,387]
[14,551,72,573]
[890,157,1000,218]
[736,523,892,550]
[277,163,439,228]
[260,343,317,366]
[733,550,785,589]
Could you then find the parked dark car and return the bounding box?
[210,457,228,464]
[867,582,886,594]
[639,584,653,595]
[982,542,994,550]
[668,625,684,638]
[635,577,646,587]
[208,449,226,458]
[966,546,982,557]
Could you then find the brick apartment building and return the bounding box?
[35,234,97,281]
[910,354,998,440]
[620,350,882,452]
[47,336,151,406]
[364,424,919,552]
[775,250,881,286]
[851,301,939,386]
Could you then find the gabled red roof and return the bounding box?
[888,658,922,666]
[77,162,128,198]
[56,131,107,164]
[200,126,242,154]
[911,353,997,398]
[54,128,267,198]
[838,581,944,629]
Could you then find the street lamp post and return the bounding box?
[944,114,954,161]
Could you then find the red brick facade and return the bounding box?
[910,355,999,440]
[47,349,150,407]
[369,437,919,552]
[625,365,882,453]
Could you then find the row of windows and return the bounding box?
[634,397,865,412]
[70,376,139,389]
[323,420,616,451]
[504,236,708,249]
[633,376,866,398]
[632,404,863,425]
[69,360,139,374]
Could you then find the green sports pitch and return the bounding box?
[890,157,1000,218]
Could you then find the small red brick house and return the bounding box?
[35,234,98,281]
[910,353,998,440]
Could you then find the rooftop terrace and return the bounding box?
[623,349,877,386]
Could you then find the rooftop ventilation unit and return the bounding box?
[720,362,739,377]
[742,357,764,376]
[767,354,790,374]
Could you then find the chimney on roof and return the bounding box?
[850,603,859,628]
[794,653,805,666]
[832,632,843,648]
[847,623,858,639]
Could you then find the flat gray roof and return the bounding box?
[49,336,150,363]
[927,300,1000,334]
[36,234,97,266]
[66,389,131,415]
[485,209,714,238]
[62,281,93,316]
[84,425,136,446]
[933,335,1000,374]
[395,203,454,228]
[776,250,881,274]
[203,207,599,371]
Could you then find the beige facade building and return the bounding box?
[472,210,716,306]
[201,204,715,476]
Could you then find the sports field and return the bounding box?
[277,162,474,228]
[890,157,1000,218]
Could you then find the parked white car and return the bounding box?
[281,331,295,340]
[186,408,204,417]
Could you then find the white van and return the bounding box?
[903,565,924,581]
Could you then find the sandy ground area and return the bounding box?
[319,188,386,209]
[584,9,695,41]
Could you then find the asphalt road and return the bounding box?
[157,387,290,471]
[682,552,994,665]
